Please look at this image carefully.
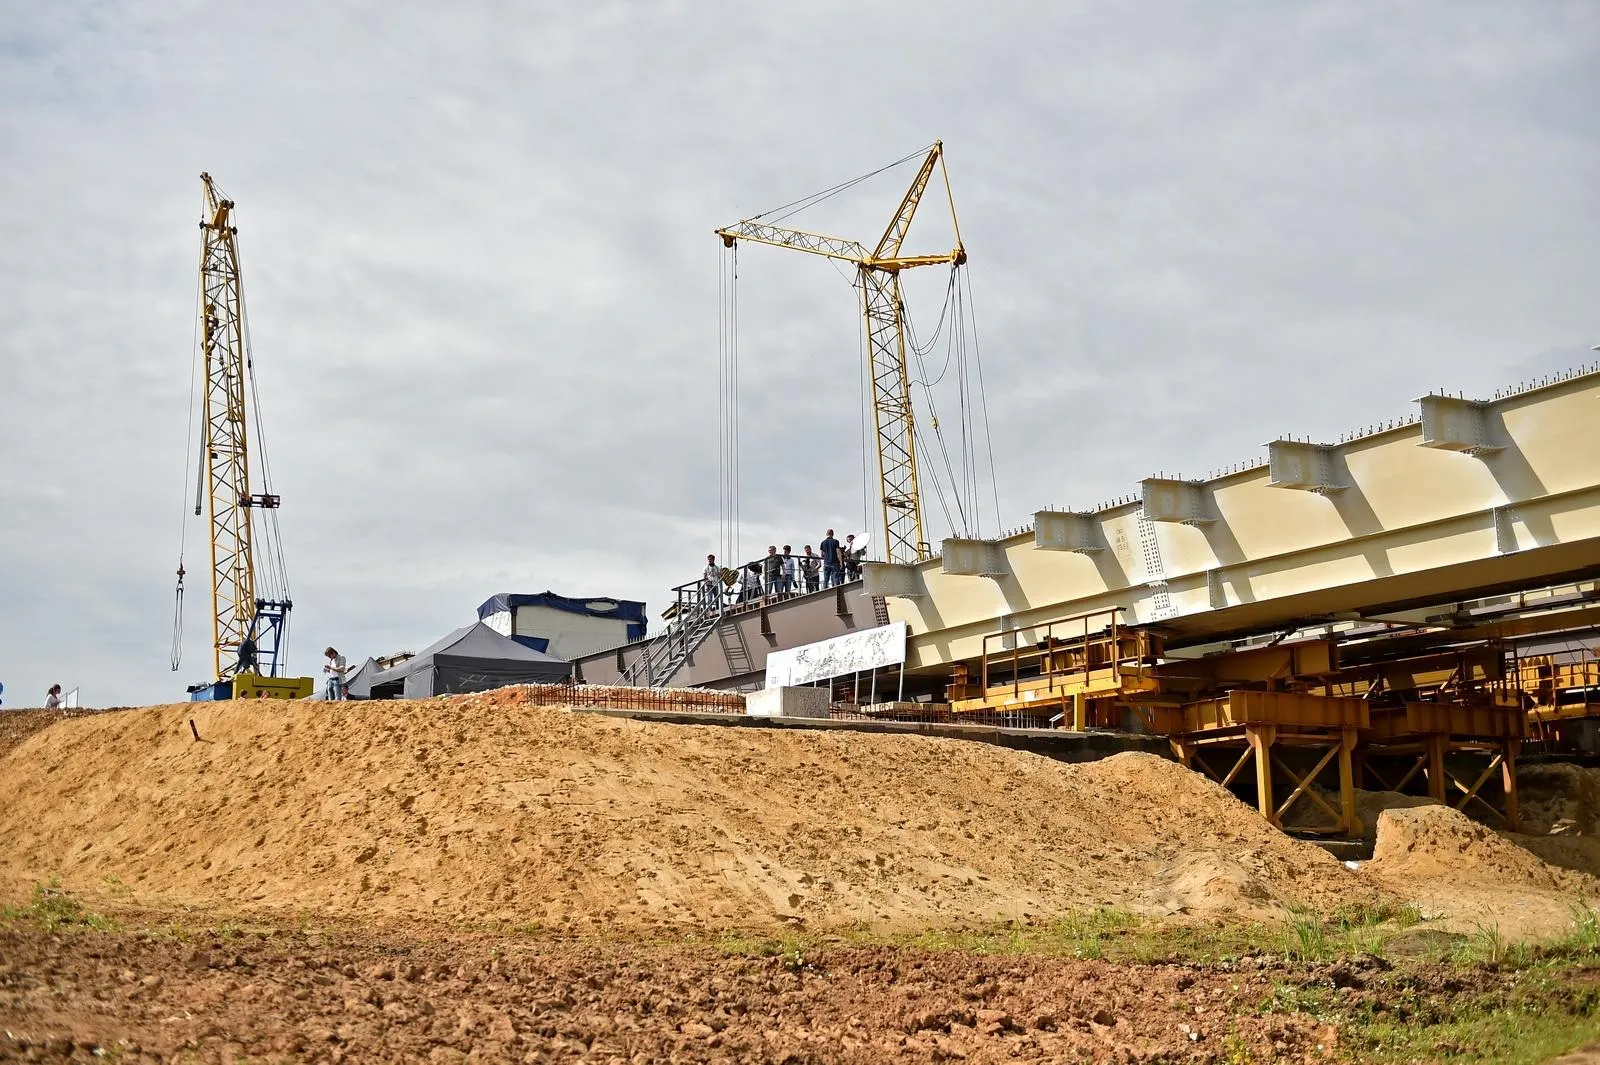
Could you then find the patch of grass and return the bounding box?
[1329,900,1423,931]
[1332,979,1600,1065]
[1284,908,1331,962]
[717,930,818,972]
[1259,965,1600,1063]
[1251,909,1600,1063]
[888,907,1147,960]
[718,929,818,960]
[1555,900,1600,954]
[0,879,119,933]
[1453,921,1517,967]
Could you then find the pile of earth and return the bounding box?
[1360,803,1600,937]
[0,690,1371,933]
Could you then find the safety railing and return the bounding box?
[679,553,864,615]
[977,607,1159,700]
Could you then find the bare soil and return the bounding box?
[0,919,1352,1063]
[5,694,1600,1062]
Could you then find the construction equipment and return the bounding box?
[173,174,312,701]
[717,142,966,566]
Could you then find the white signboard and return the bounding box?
[764,622,907,689]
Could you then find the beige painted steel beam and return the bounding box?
[867,368,1600,673]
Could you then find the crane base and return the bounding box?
[188,673,313,701]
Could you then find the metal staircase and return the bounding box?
[622,582,723,688]
[716,613,754,681]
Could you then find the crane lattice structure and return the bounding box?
[717,142,965,565]
[196,173,291,682]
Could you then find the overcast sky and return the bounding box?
[1,1,1595,707]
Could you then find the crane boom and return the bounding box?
[715,220,866,264]
[717,141,966,564]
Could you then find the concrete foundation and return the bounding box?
[746,686,831,719]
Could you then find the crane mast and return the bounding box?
[717,142,965,565]
[188,173,302,696]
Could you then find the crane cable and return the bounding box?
[755,144,934,227]
[171,257,205,672]
[895,262,1002,541]
[903,269,971,538]
[962,265,1004,537]
[717,240,744,571]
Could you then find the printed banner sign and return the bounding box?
[764,622,908,689]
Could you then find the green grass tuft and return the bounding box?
[0,878,119,933]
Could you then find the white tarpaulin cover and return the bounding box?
[764,622,908,689]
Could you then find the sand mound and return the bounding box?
[0,690,1369,932]
[1368,805,1569,887]
[1362,805,1600,938]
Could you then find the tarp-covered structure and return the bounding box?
[340,657,381,700]
[369,622,569,699]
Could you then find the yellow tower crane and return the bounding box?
[716,141,965,565]
[175,174,312,701]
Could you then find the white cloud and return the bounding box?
[0,0,1596,705]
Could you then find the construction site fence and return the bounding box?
[514,682,747,715]
[825,702,1058,729]
[515,683,1056,729]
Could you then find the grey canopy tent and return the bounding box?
[340,657,381,700]
[368,622,570,699]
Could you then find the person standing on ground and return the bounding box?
[44,684,61,709]
[800,545,820,593]
[819,529,842,588]
[781,546,797,595]
[323,647,347,701]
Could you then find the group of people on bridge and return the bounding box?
[702,529,866,607]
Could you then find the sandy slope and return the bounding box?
[1361,803,1600,938]
[0,690,1370,932]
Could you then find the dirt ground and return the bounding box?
[5,694,1600,1062]
[0,918,1401,1064]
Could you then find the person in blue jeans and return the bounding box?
[323,647,348,700]
[819,529,842,588]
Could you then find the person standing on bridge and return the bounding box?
[761,545,783,598]
[44,684,61,710]
[820,529,842,589]
[702,554,724,609]
[800,545,821,593]
[842,533,863,582]
[781,546,797,595]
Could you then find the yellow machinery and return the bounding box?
[717,143,966,566]
[173,174,312,701]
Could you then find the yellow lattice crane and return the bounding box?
[717,142,965,565]
[175,174,311,701]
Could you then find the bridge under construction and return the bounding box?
[579,363,1600,838]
